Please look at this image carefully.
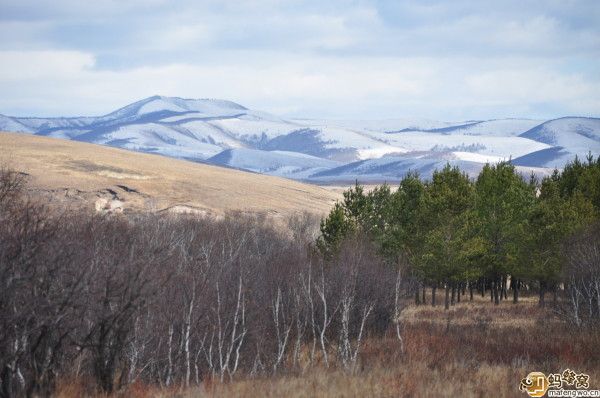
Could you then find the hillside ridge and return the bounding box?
[0,132,339,216]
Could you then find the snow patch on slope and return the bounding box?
[516,117,600,168]
[2,97,598,183]
[208,148,342,178]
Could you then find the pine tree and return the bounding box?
[317,202,354,257]
[527,175,595,306]
[420,164,473,309]
[474,162,535,305]
[342,181,369,226]
[380,172,426,261]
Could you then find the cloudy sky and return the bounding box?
[0,0,599,120]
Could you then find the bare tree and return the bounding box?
[0,170,407,395]
[563,223,600,327]
[270,287,292,373]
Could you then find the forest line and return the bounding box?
[318,155,600,317]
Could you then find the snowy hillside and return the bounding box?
[1,96,598,183]
[292,118,460,133]
[406,119,543,136]
[363,130,550,160]
[309,152,553,183]
[207,148,342,179]
[310,154,485,183]
[97,96,249,122]
[514,117,600,168]
[0,115,34,133]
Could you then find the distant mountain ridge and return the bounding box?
[2,96,599,183]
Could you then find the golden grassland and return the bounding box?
[54,294,600,398]
[0,132,339,217]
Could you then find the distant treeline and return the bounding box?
[0,167,404,397]
[318,154,600,318]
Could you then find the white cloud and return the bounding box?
[0,50,435,116]
[1,49,598,120]
[465,69,593,102]
[0,50,94,80]
[0,0,598,119]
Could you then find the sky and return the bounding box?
[0,0,599,120]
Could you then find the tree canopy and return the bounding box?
[318,155,600,308]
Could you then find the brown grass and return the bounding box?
[52,295,600,397]
[0,132,339,217]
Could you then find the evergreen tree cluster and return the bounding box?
[317,155,600,310]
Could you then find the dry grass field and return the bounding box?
[53,294,600,398]
[4,132,599,397]
[0,132,339,217]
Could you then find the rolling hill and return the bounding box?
[0,132,339,216]
[514,117,600,168]
[2,96,599,183]
[207,148,342,179]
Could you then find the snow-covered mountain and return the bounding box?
[392,119,543,136]
[1,96,598,183]
[207,148,342,179]
[310,153,485,183]
[513,117,600,169]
